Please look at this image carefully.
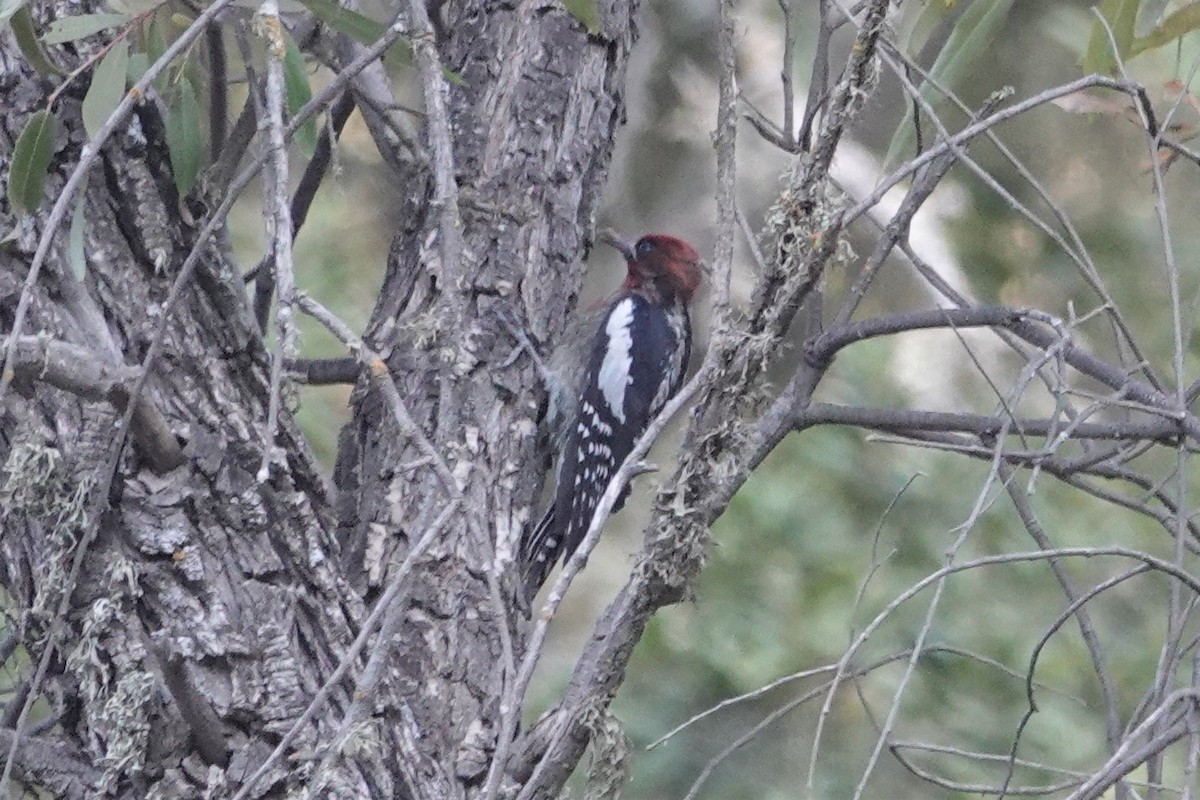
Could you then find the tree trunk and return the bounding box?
[0,1,638,796]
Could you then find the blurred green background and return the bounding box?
[226,0,1200,796]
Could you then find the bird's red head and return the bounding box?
[602,232,703,304]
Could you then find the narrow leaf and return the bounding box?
[1084,0,1140,73]
[384,38,416,70]
[282,36,316,157]
[107,0,164,15]
[7,109,58,215]
[883,0,1016,169]
[1132,2,1200,55]
[126,50,148,83]
[562,0,601,35]
[144,11,165,62]
[895,0,953,59]
[67,191,88,280]
[82,39,129,140]
[295,0,383,43]
[10,5,62,75]
[1136,0,1172,36]
[42,12,129,44]
[294,0,418,72]
[144,12,167,90]
[165,77,202,196]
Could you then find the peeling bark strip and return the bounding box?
[1,0,639,797]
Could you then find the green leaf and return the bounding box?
[42,12,129,44]
[296,0,383,43]
[7,109,58,216]
[562,0,601,35]
[894,0,954,58]
[1132,1,1200,56]
[883,0,1016,169]
[0,0,26,25]
[921,0,1017,89]
[282,36,316,157]
[165,77,202,196]
[293,0,423,73]
[126,50,148,83]
[1136,0,1173,36]
[10,5,62,76]
[82,39,129,140]
[67,190,88,280]
[144,12,167,90]
[386,39,416,70]
[106,0,164,15]
[1084,0,1140,74]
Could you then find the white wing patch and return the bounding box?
[597,298,635,423]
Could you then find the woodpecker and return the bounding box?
[520,232,703,606]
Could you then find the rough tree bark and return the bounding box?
[10,0,1200,796]
[0,1,639,797]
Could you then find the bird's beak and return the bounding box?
[596,228,636,262]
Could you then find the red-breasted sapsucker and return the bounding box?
[520,233,703,605]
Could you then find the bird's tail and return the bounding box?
[520,505,561,607]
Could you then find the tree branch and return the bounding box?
[406,0,464,299]
[256,0,301,481]
[0,335,183,472]
[796,402,1182,444]
[0,730,100,800]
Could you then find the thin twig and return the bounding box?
[797,402,1180,444]
[406,0,464,297]
[877,42,1164,395]
[1001,565,1151,798]
[207,26,228,156]
[796,0,832,152]
[805,543,1200,790]
[847,446,1013,799]
[256,0,300,481]
[778,0,796,147]
[1066,690,1197,800]
[840,76,1156,230]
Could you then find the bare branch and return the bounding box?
[796,402,1182,445]
[0,730,100,800]
[407,0,464,298]
[256,0,301,481]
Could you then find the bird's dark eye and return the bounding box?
[635,238,656,257]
